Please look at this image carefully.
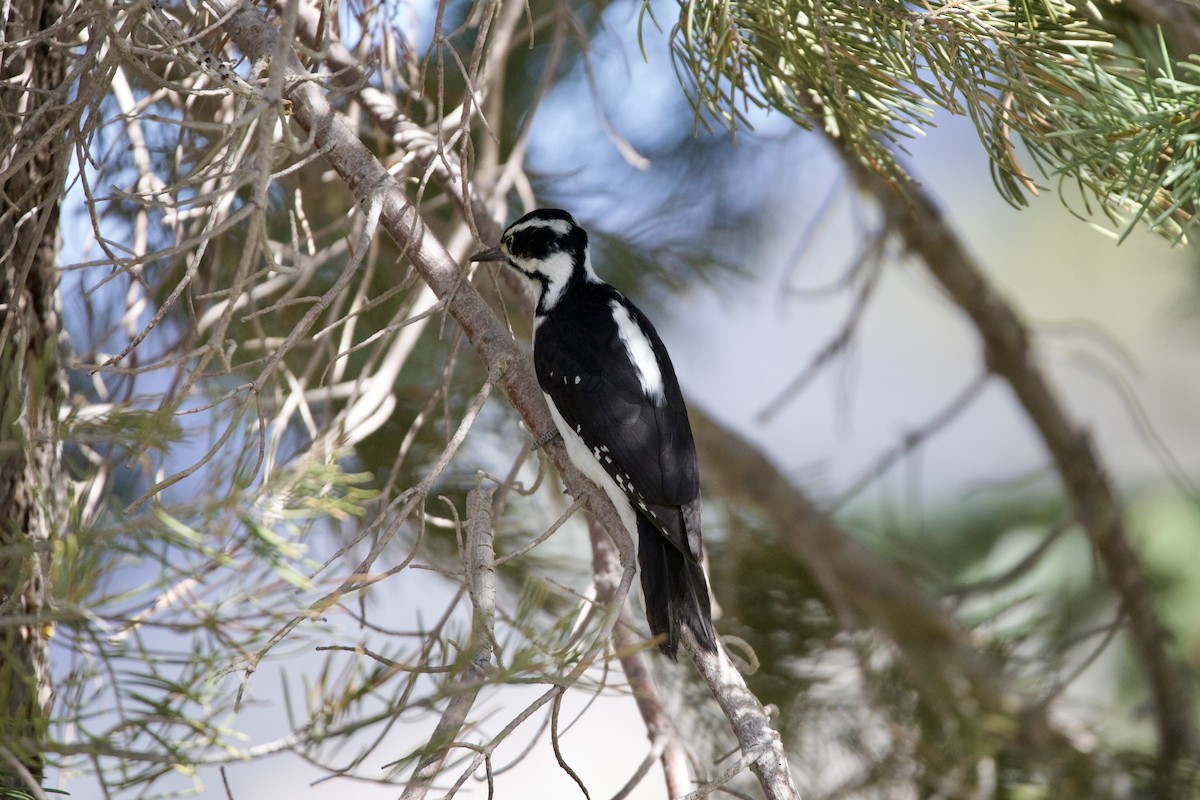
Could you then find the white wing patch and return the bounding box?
[610,300,665,406]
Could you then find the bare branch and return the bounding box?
[213,0,636,562]
[400,479,497,800]
[683,632,799,800]
[588,518,693,799]
[692,406,1122,797]
[836,148,1200,791]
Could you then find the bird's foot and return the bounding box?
[531,429,562,451]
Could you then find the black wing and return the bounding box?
[534,291,701,560]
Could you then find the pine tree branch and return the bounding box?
[690,407,1108,797]
[667,0,1200,241]
[288,0,504,246]
[832,147,1199,796]
[588,518,695,799]
[214,4,798,798]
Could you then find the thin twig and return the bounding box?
[400,479,497,800]
[588,519,693,798]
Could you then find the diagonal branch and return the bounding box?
[691,407,1107,797]
[721,23,1198,783]
[400,480,496,800]
[591,513,800,800]
[212,6,802,798]
[837,150,1198,794]
[289,0,503,245]
[587,518,698,799]
[214,0,631,552]
[681,629,799,800]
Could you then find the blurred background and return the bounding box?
[12,0,1200,797]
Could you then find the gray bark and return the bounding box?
[1,0,70,788]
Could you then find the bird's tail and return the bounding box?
[636,515,717,659]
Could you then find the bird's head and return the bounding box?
[470,208,596,313]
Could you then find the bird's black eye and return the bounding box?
[503,234,514,251]
[509,226,559,260]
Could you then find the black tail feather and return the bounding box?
[636,515,717,659]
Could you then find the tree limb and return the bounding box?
[588,518,697,799]
[288,0,503,246]
[215,0,632,550]
[834,149,1198,794]
[400,480,496,800]
[214,4,797,798]
[691,407,1107,797]
[0,0,70,789]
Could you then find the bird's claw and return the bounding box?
[531,429,562,451]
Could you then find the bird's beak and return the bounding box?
[469,247,504,263]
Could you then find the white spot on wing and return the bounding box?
[610,300,665,405]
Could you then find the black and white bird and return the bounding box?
[471,208,717,659]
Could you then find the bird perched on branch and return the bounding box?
[471,208,717,659]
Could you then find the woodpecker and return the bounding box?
[471,208,717,659]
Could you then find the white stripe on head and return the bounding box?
[535,250,575,312]
[506,216,574,238]
[610,300,665,405]
[583,248,599,284]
